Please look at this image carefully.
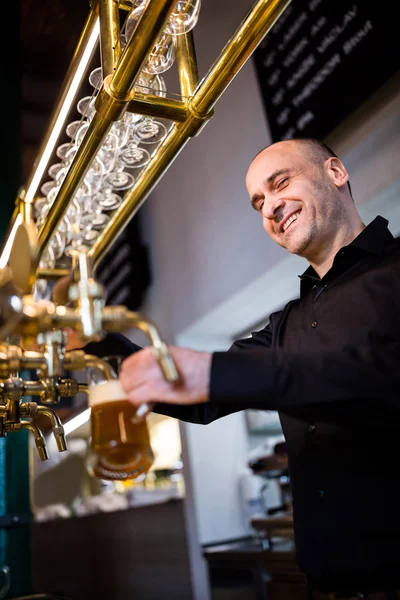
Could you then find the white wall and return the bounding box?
[125,1,400,596]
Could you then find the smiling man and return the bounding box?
[248,140,364,276]
[87,138,400,597]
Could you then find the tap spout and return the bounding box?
[20,420,48,461]
[84,355,116,380]
[37,406,67,452]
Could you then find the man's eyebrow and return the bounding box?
[264,168,291,186]
[250,168,291,209]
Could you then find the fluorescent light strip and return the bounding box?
[0,214,23,269]
[25,17,100,204]
[63,407,91,436]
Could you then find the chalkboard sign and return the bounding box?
[253,1,400,142]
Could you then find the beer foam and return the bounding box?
[88,379,127,407]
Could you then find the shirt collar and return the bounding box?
[350,215,392,256]
[298,216,393,294]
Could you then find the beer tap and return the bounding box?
[0,249,179,460]
[0,376,75,460]
[0,251,178,385]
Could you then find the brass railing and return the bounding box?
[15,0,291,276]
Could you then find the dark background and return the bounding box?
[253,1,400,142]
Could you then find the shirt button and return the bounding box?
[308,424,316,433]
[311,320,318,328]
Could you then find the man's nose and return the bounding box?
[261,196,285,220]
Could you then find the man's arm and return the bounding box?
[210,340,400,410]
[81,333,241,424]
[85,320,276,424]
[84,333,142,357]
[119,335,400,413]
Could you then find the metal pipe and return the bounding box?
[127,94,187,122]
[23,381,46,395]
[37,105,114,261]
[23,6,99,204]
[99,0,121,77]
[36,268,72,280]
[190,0,291,116]
[118,0,132,11]
[19,195,34,227]
[21,353,47,372]
[20,420,49,461]
[37,0,177,262]
[176,31,199,98]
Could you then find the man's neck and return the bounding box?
[308,222,366,279]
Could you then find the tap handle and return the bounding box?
[152,342,179,383]
[133,343,179,422]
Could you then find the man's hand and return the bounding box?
[119,346,212,406]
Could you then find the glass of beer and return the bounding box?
[88,356,154,481]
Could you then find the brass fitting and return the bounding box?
[68,252,105,340]
[94,74,130,121]
[37,330,67,378]
[176,102,214,138]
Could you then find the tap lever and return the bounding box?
[126,312,179,383]
[151,341,179,383]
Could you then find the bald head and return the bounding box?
[245,137,363,273]
[252,138,353,198]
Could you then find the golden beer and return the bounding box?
[89,380,154,480]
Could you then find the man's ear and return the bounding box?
[326,157,349,190]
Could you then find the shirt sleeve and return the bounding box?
[210,340,400,411]
[84,332,142,357]
[82,333,239,424]
[153,319,275,424]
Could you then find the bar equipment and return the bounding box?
[0,0,292,463]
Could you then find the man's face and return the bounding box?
[245,141,345,258]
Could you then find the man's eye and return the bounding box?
[277,177,289,188]
[258,201,264,212]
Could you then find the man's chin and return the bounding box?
[283,235,310,256]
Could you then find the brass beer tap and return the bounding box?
[0,249,179,462]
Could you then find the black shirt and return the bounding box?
[89,215,400,590]
[209,215,400,588]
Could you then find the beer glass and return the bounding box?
[88,356,154,481]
